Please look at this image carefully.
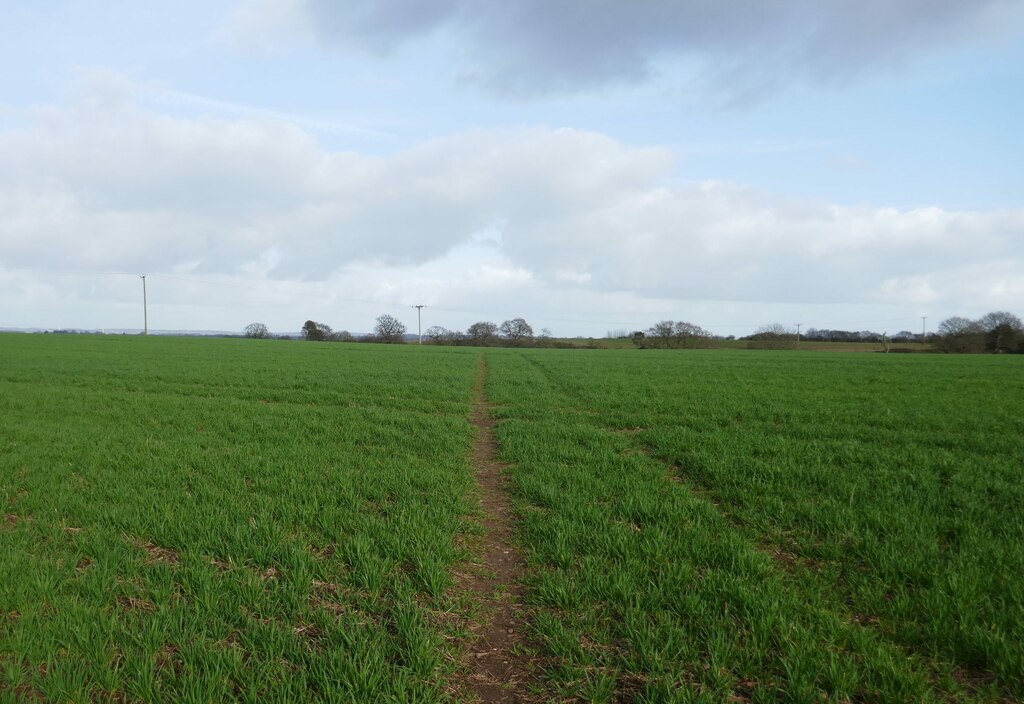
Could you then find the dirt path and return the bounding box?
[453,354,535,703]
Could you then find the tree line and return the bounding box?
[243,309,1024,353]
[630,320,717,349]
[631,312,1023,353]
[244,316,555,347]
[425,318,552,346]
[629,321,804,349]
[934,311,1023,353]
[630,321,800,349]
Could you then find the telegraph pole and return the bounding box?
[795,323,801,347]
[921,316,927,348]
[413,305,425,345]
[140,275,148,335]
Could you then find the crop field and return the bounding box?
[486,349,1024,702]
[0,335,481,701]
[1,334,1022,702]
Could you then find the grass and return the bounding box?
[0,334,480,702]
[1,335,1020,702]
[485,348,1023,702]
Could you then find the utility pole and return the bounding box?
[795,323,801,347]
[140,275,148,336]
[921,316,927,348]
[413,305,425,345]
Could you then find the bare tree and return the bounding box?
[466,321,499,345]
[757,323,793,336]
[748,323,798,350]
[673,321,712,348]
[978,311,1023,333]
[243,322,270,339]
[499,318,534,344]
[426,325,459,345]
[937,316,980,337]
[374,314,407,343]
[643,320,710,348]
[977,311,1023,353]
[647,320,676,347]
[535,327,554,346]
[935,316,984,353]
[935,312,1023,353]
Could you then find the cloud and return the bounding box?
[1,79,1022,331]
[220,0,314,53]
[224,0,1021,98]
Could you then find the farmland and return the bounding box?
[0,335,480,701]
[486,349,1024,701]
[2,335,1022,702]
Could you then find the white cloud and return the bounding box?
[1,79,1022,333]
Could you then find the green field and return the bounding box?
[1,336,481,701]
[486,349,1024,701]
[2,335,1022,702]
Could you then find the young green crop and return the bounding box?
[485,348,1024,702]
[0,334,480,702]
[5,335,1021,702]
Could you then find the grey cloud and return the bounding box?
[291,0,1018,97]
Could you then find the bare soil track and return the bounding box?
[453,355,536,703]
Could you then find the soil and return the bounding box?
[452,355,537,703]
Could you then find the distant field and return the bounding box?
[1,335,1021,702]
[563,338,924,352]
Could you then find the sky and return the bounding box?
[1,0,1022,337]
